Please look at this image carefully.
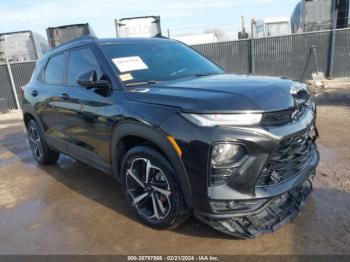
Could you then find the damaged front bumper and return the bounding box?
[195,179,313,239]
[193,104,319,239]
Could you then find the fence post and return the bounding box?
[328,0,338,78]
[250,19,256,75]
[250,39,256,75]
[5,56,20,109]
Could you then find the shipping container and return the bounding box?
[115,16,162,37]
[46,23,96,47]
[0,31,48,62]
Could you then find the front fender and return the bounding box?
[111,121,194,208]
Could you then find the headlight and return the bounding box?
[209,143,246,186]
[291,82,310,104]
[211,144,245,167]
[181,113,262,127]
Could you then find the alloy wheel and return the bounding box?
[28,126,44,160]
[126,158,172,221]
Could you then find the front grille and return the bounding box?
[261,104,309,127]
[261,109,295,126]
[256,128,315,186]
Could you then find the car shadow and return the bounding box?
[0,128,234,240]
[1,124,349,246]
[42,157,235,240]
[313,88,350,108]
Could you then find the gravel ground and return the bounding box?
[0,91,349,255]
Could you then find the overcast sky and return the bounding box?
[0,0,300,39]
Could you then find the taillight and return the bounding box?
[19,85,26,97]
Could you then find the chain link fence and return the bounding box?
[193,28,350,81]
[1,28,350,113]
[0,61,35,113]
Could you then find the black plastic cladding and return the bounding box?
[196,180,313,239]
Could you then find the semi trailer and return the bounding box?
[0,31,48,62]
[115,16,162,37]
[46,23,96,48]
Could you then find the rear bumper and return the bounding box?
[195,178,313,239]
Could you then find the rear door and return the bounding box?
[59,46,112,171]
[36,51,68,153]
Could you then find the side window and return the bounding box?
[67,47,102,86]
[44,53,65,84]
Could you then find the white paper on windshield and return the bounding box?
[112,56,148,72]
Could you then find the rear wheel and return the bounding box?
[27,120,60,165]
[121,146,189,229]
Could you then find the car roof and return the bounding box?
[97,37,174,44]
[47,36,175,54]
[39,36,177,63]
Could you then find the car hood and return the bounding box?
[126,74,296,113]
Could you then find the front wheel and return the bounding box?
[121,146,189,229]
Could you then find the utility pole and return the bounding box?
[238,16,249,39]
[250,18,256,39]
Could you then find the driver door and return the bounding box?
[59,46,111,170]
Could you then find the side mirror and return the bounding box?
[77,70,110,89]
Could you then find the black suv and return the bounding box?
[22,36,319,238]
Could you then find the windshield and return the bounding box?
[101,40,224,86]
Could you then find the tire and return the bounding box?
[121,146,189,229]
[27,120,60,165]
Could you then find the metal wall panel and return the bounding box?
[1,29,350,113]
[191,29,345,81]
[10,61,36,100]
[0,64,17,111]
[0,61,35,112]
[254,31,332,80]
[332,29,350,78]
[192,40,250,75]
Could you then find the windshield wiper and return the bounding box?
[125,80,161,87]
[194,73,219,77]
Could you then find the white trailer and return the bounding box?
[46,23,96,48]
[254,17,292,38]
[173,33,218,45]
[115,16,162,37]
[0,31,48,62]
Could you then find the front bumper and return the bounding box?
[195,178,313,239]
[161,102,319,237]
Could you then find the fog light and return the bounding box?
[211,144,245,167]
[210,168,234,186]
[210,199,269,213]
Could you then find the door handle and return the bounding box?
[60,93,70,100]
[31,90,38,97]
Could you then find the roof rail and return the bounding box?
[50,35,98,51]
[153,34,168,39]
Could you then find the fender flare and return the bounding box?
[23,109,45,133]
[111,121,193,208]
